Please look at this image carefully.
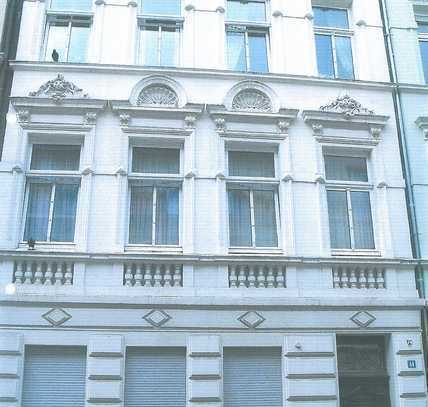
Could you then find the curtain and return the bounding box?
[129,186,153,244]
[24,183,52,242]
[336,36,354,79]
[50,0,92,11]
[68,23,90,63]
[132,148,180,174]
[228,152,274,177]
[50,184,79,242]
[226,1,266,22]
[161,28,179,67]
[156,187,179,245]
[351,191,375,249]
[315,34,334,77]
[325,156,368,182]
[31,145,80,171]
[228,189,252,246]
[313,7,349,29]
[249,33,268,73]
[141,0,181,16]
[227,31,246,71]
[253,190,277,247]
[142,27,159,65]
[327,190,351,249]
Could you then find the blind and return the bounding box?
[22,346,86,407]
[223,347,283,407]
[125,347,186,407]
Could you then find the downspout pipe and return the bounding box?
[378,0,425,299]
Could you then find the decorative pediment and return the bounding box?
[29,74,88,103]
[137,84,179,107]
[231,89,272,113]
[320,95,374,118]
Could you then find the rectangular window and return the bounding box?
[141,0,181,16]
[50,0,92,12]
[132,147,180,174]
[139,23,180,66]
[226,0,266,22]
[44,16,91,63]
[30,144,81,171]
[324,155,368,182]
[337,336,390,407]
[22,346,86,407]
[313,7,354,79]
[125,347,186,407]
[228,188,278,247]
[129,185,179,245]
[228,151,275,177]
[418,22,428,83]
[223,347,283,407]
[227,27,268,72]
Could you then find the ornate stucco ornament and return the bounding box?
[231,89,273,112]
[29,74,88,103]
[137,84,178,107]
[320,95,374,119]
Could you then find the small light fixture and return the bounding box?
[27,238,35,250]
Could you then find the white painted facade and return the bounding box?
[0,0,426,406]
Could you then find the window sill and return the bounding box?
[229,247,283,255]
[331,249,381,257]
[18,242,76,252]
[125,245,183,254]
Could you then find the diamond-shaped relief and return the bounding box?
[42,308,72,326]
[351,311,376,328]
[143,309,172,327]
[238,311,266,328]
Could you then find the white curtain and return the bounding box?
[155,187,179,245]
[132,148,180,174]
[129,186,153,244]
[327,190,351,249]
[325,156,367,182]
[50,184,79,242]
[31,145,80,171]
[229,151,274,177]
[228,189,252,246]
[351,191,375,249]
[24,183,52,241]
[253,190,277,247]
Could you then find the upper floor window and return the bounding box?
[24,144,81,243]
[325,155,375,250]
[44,0,92,63]
[141,0,181,16]
[128,147,180,246]
[227,151,278,248]
[313,6,354,80]
[418,21,428,83]
[226,0,266,22]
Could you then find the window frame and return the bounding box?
[313,6,355,80]
[226,0,268,24]
[417,17,428,83]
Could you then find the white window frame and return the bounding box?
[313,6,355,79]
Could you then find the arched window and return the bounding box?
[231,89,272,112]
[137,84,179,107]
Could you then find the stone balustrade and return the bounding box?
[228,264,287,288]
[123,263,183,287]
[13,260,74,286]
[332,265,385,289]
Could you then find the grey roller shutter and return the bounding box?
[22,346,86,407]
[125,347,186,407]
[223,347,283,407]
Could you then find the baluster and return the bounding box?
[124,264,134,286]
[134,264,143,286]
[33,262,43,285]
[173,265,182,287]
[266,267,275,288]
[359,267,368,289]
[44,262,53,286]
[247,267,256,288]
[24,262,34,284]
[276,267,285,288]
[229,266,238,288]
[143,264,152,287]
[367,268,376,289]
[237,267,246,288]
[340,267,349,288]
[333,268,340,288]
[14,261,24,284]
[164,266,173,287]
[54,263,65,285]
[376,268,385,289]
[349,268,357,288]
[256,266,265,288]
[64,263,73,285]
[153,265,162,287]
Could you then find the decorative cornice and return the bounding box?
[320,95,374,118]
[415,116,428,141]
[84,112,97,125]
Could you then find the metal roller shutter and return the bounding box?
[125,347,186,407]
[22,346,86,407]
[223,347,283,407]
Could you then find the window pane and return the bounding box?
[24,183,52,242]
[50,0,92,12]
[227,31,246,71]
[315,34,334,77]
[156,187,179,245]
[313,7,349,29]
[327,190,351,249]
[132,148,180,174]
[248,33,268,72]
[228,189,252,246]
[325,156,368,182]
[129,186,153,244]
[50,184,79,242]
[254,190,277,247]
[68,23,90,63]
[45,22,68,62]
[31,145,81,171]
[141,26,159,65]
[418,22,428,34]
[160,27,179,66]
[420,41,428,83]
[336,36,354,79]
[351,191,375,249]
[226,0,266,22]
[228,151,275,177]
[141,0,181,16]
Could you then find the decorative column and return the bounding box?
[87,335,125,406]
[9,166,25,245]
[126,1,138,64]
[90,0,107,63]
[187,335,222,407]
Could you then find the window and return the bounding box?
[313,7,354,79]
[228,151,278,248]
[226,1,268,72]
[23,145,81,243]
[418,22,428,83]
[223,347,283,407]
[141,0,181,16]
[337,336,390,407]
[325,155,375,250]
[22,346,86,407]
[129,147,180,246]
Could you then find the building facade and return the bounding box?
[0,0,426,406]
